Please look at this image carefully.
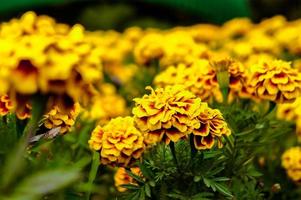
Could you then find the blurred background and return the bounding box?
[1,0,301,29]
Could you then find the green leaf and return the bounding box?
[191,192,214,200]
[214,182,233,197]
[144,184,151,197]
[120,184,140,190]
[126,169,144,184]
[213,177,230,182]
[0,138,26,189]
[12,168,80,199]
[86,151,100,200]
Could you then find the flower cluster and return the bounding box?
[132,85,231,149]
[0,11,103,112]
[88,117,145,166]
[282,146,301,182]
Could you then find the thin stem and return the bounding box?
[169,142,179,170]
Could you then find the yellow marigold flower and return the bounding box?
[134,32,164,65]
[154,59,223,103]
[89,125,103,151]
[114,167,141,192]
[192,107,231,150]
[187,24,220,44]
[282,146,301,182]
[43,102,80,134]
[16,103,32,120]
[248,60,301,103]
[84,83,127,124]
[277,97,301,122]
[132,85,206,145]
[221,18,253,39]
[0,95,13,116]
[89,116,145,167]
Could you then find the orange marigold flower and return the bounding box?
[114,167,141,192]
[88,116,145,167]
[0,95,13,116]
[248,60,301,103]
[192,107,231,150]
[282,146,301,183]
[132,85,206,145]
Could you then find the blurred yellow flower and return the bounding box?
[154,59,223,103]
[282,146,301,182]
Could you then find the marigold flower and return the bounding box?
[114,167,141,192]
[89,116,145,167]
[132,85,206,145]
[248,60,301,103]
[0,95,13,116]
[282,146,301,182]
[43,102,80,134]
[192,107,231,150]
[84,84,127,124]
[154,59,223,103]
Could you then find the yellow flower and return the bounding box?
[132,85,206,145]
[134,32,164,65]
[282,146,301,182]
[248,60,301,103]
[154,59,223,103]
[0,12,103,112]
[84,83,127,124]
[88,116,145,167]
[43,102,80,134]
[0,95,13,116]
[192,107,231,150]
[114,167,141,192]
[277,97,301,121]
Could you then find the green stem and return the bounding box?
[190,135,197,161]
[169,142,179,170]
[86,151,100,200]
